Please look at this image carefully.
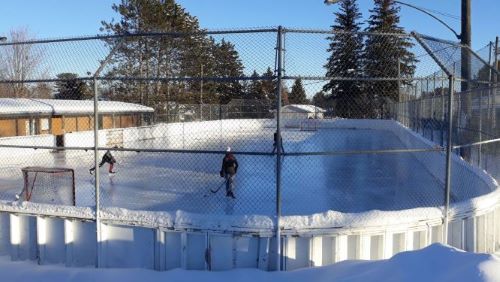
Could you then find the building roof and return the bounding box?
[0,98,154,117]
[282,104,326,113]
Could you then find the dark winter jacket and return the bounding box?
[273,132,282,144]
[221,153,238,176]
[102,150,116,164]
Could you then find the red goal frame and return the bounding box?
[21,166,76,206]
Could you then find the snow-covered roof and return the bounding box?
[282,104,326,113]
[0,98,154,117]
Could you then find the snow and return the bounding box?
[0,200,94,220]
[1,244,499,282]
[100,207,174,228]
[282,104,326,113]
[0,98,153,116]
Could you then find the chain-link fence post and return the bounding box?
[487,42,493,139]
[494,37,499,129]
[92,77,101,268]
[443,75,455,243]
[92,38,124,268]
[397,59,401,120]
[478,88,483,167]
[441,76,445,146]
[275,26,283,271]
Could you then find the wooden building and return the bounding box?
[0,98,154,138]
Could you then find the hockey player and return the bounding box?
[271,131,285,154]
[220,147,238,199]
[90,149,116,175]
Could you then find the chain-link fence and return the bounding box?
[0,28,499,265]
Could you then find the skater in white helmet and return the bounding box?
[220,146,238,198]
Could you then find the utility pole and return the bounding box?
[200,64,204,120]
[459,0,472,161]
[461,0,471,91]
[495,37,499,80]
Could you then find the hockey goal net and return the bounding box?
[21,167,75,206]
[300,119,319,131]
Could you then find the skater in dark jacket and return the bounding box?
[220,147,238,198]
[90,149,116,174]
[271,131,285,154]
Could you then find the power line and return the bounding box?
[398,2,460,21]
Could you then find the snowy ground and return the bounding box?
[0,126,492,216]
[1,244,499,282]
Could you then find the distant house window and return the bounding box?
[25,119,37,135]
[40,118,49,131]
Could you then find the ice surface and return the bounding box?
[0,120,496,231]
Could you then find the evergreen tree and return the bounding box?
[260,67,289,109]
[212,39,244,104]
[247,70,264,99]
[312,91,328,108]
[261,67,275,102]
[54,73,90,100]
[312,91,333,117]
[280,86,290,106]
[364,0,417,117]
[289,78,308,104]
[100,0,244,110]
[323,0,364,118]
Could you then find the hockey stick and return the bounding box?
[202,181,226,197]
[210,181,226,193]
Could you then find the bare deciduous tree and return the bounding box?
[0,27,46,98]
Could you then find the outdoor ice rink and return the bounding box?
[0,124,493,216]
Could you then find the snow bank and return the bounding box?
[0,200,94,220]
[175,210,274,233]
[280,208,444,232]
[0,98,153,116]
[0,244,499,282]
[99,207,174,228]
[0,135,54,157]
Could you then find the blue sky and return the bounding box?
[0,0,498,49]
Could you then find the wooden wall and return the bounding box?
[16,119,28,136]
[64,117,77,133]
[51,117,63,136]
[0,119,17,137]
[77,116,92,131]
[0,113,145,138]
[102,115,113,129]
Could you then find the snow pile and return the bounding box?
[175,210,275,232]
[0,98,153,116]
[94,209,274,231]
[100,207,174,228]
[280,208,444,231]
[0,200,94,220]
[0,244,499,282]
[448,188,500,219]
